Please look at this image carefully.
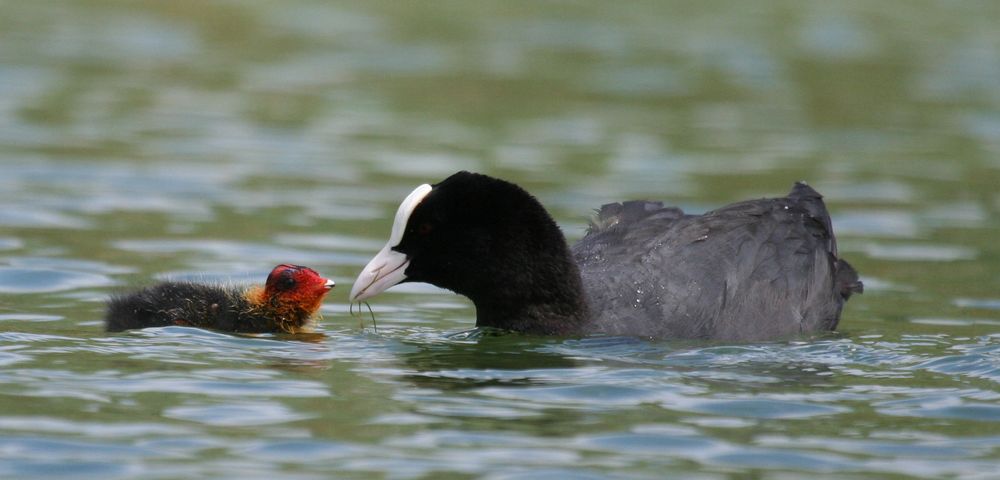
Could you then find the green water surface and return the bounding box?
[1,1,999,478]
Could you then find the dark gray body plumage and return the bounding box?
[105,282,267,332]
[572,182,861,341]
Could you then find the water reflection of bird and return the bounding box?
[106,264,334,334]
[351,171,862,341]
[396,336,581,391]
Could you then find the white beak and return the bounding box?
[349,183,433,302]
[349,245,409,302]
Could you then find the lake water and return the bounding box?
[2,1,999,478]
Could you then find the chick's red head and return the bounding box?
[264,264,335,314]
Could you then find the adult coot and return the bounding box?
[107,264,335,333]
[350,172,862,340]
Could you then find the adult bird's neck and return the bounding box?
[471,251,591,335]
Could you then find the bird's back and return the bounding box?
[572,183,861,340]
[105,282,243,332]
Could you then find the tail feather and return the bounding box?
[835,259,863,300]
[788,181,822,200]
[788,181,840,256]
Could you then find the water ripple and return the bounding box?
[164,402,315,427]
[2,1,1000,478]
[0,267,115,293]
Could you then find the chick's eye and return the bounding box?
[279,275,296,290]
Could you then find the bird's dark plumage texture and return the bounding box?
[574,181,862,339]
[360,172,862,341]
[106,282,269,332]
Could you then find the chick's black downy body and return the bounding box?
[106,282,270,332]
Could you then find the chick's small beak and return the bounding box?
[323,279,335,290]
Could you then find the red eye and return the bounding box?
[418,222,433,236]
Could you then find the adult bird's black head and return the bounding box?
[350,171,589,334]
